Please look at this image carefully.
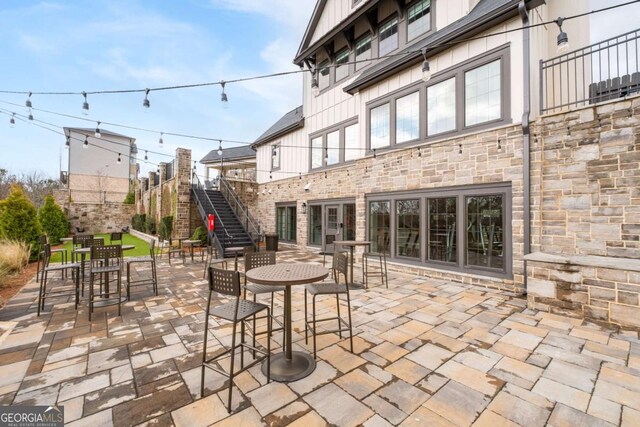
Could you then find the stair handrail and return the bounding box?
[191,174,233,245]
[217,175,262,245]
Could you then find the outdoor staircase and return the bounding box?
[191,188,254,256]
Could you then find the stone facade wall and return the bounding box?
[67,203,135,234]
[135,148,192,239]
[527,95,640,329]
[252,124,526,294]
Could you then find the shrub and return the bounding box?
[38,196,68,244]
[123,192,135,204]
[158,216,173,241]
[0,185,42,258]
[191,226,208,244]
[132,214,146,232]
[146,217,156,235]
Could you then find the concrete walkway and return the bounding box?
[0,249,639,426]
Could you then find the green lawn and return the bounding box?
[50,233,151,263]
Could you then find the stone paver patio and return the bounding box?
[1,248,639,426]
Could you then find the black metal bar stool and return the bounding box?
[37,244,81,316]
[125,240,158,299]
[88,244,123,321]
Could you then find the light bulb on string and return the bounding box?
[217,140,223,156]
[25,92,33,109]
[144,150,148,161]
[9,113,15,128]
[81,92,89,115]
[459,144,463,155]
[421,48,431,82]
[65,136,70,148]
[28,112,34,121]
[83,136,89,149]
[311,71,320,97]
[95,122,101,138]
[158,132,164,147]
[143,89,150,109]
[555,17,569,53]
[497,138,502,152]
[220,81,228,108]
[117,153,121,164]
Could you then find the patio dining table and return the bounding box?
[182,239,204,262]
[333,240,371,289]
[245,263,329,382]
[74,244,135,296]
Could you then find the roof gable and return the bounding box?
[252,106,304,147]
[200,145,256,164]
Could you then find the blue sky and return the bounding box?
[0,0,315,178]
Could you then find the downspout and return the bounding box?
[518,1,531,296]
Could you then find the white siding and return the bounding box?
[310,0,370,46]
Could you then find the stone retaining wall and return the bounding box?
[67,203,135,234]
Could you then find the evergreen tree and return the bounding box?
[0,185,42,257]
[38,195,69,244]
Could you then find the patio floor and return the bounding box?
[0,248,639,426]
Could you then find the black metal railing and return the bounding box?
[191,174,233,251]
[218,175,262,246]
[540,28,640,114]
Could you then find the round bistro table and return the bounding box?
[225,246,246,271]
[245,263,330,382]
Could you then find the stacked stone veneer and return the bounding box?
[527,96,640,329]
[253,124,526,294]
[67,203,135,234]
[135,148,192,239]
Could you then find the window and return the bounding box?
[318,60,330,91]
[343,204,356,240]
[428,197,456,262]
[311,137,323,169]
[355,34,372,70]
[309,119,360,169]
[465,59,502,126]
[277,205,297,242]
[344,123,359,162]
[396,199,420,258]
[367,184,511,277]
[326,130,339,165]
[396,91,420,143]
[379,17,398,56]
[335,49,350,82]
[370,103,390,149]
[427,78,456,135]
[369,201,390,254]
[309,205,322,245]
[271,144,280,170]
[407,0,431,41]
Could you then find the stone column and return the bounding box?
[157,163,167,224]
[174,148,192,239]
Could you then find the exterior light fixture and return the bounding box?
[268,188,272,194]
[143,88,150,108]
[25,92,33,109]
[301,202,307,214]
[83,135,89,149]
[117,153,122,164]
[311,70,320,97]
[304,182,311,191]
[421,48,431,82]
[220,81,228,108]
[269,172,273,180]
[159,132,164,147]
[82,92,89,115]
[95,121,101,138]
[217,140,223,156]
[28,112,34,121]
[9,113,15,127]
[555,17,569,53]
[262,189,266,195]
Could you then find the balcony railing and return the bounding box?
[540,28,640,114]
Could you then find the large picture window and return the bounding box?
[311,136,323,169]
[407,0,431,41]
[427,78,456,135]
[370,104,390,149]
[465,59,502,127]
[326,130,340,165]
[367,184,511,277]
[396,91,420,143]
[344,124,359,162]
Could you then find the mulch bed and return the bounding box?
[0,262,37,308]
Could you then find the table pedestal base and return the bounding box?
[262,351,316,382]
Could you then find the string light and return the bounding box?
[25,92,32,109]
[497,138,502,152]
[299,172,302,180]
[65,135,70,148]
[324,147,329,162]
[272,146,277,157]
[81,92,89,115]
[83,135,89,149]
[421,48,431,82]
[117,153,122,164]
[311,70,320,97]
[144,150,148,161]
[217,140,223,156]
[459,144,463,155]
[159,132,164,147]
[9,113,15,127]
[555,17,569,53]
[220,81,228,108]
[143,89,150,109]
[95,121,101,138]
[373,148,377,159]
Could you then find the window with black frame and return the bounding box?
[396,199,420,258]
[309,205,322,245]
[466,195,503,269]
[277,206,297,242]
[369,201,391,254]
[428,197,457,263]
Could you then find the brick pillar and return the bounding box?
[174,148,192,239]
[157,163,167,224]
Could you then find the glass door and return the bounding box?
[323,205,340,253]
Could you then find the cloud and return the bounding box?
[209,0,315,34]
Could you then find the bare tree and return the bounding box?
[0,169,60,208]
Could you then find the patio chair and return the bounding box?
[125,240,158,300]
[71,234,94,262]
[36,235,67,282]
[322,233,347,279]
[110,232,123,245]
[304,251,353,358]
[88,244,123,321]
[362,246,388,289]
[243,251,285,352]
[167,238,186,265]
[202,242,228,278]
[37,244,81,316]
[201,267,271,413]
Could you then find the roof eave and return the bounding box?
[251,119,305,149]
